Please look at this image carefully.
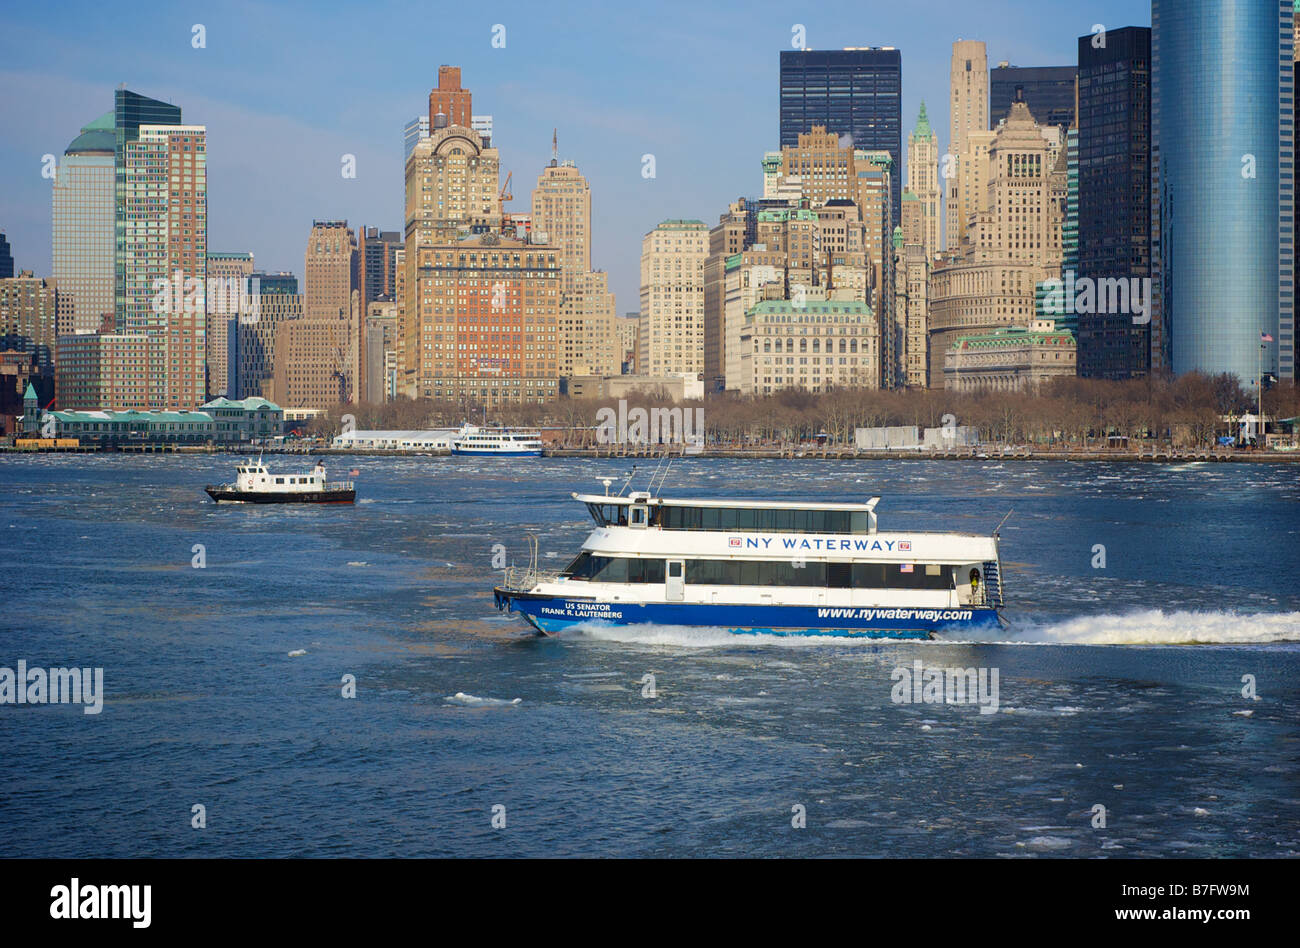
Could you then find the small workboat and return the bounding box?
[205,458,355,504]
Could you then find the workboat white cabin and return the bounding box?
[451,425,542,457]
[205,459,355,504]
[494,488,1005,639]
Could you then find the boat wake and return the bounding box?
[942,609,1300,646]
[556,610,1300,648]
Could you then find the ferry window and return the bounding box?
[596,558,629,583]
[275,477,284,484]
[852,563,887,587]
[563,552,593,577]
[827,563,852,588]
[631,507,646,526]
[668,561,682,578]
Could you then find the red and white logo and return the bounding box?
[898,540,912,551]
[729,537,742,547]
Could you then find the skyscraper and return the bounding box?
[1151,0,1294,381]
[0,232,12,279]
[989,64,1077,131]
[1076,26,1152,379]
[401,86,560,405]
[52,113,114,334]
[930,101,1067,387]
[639,220,707,377]
[779,48,903,224]
[531,158,592,286]
[428,65,472,128]
[121,121,207,409]
[906,101,940,262]
[205,251,254,398]
[113,88,182,324]
[947,40,989,252]
[531,155,619,378]
[357,227,400,306]
[304,221,357,319]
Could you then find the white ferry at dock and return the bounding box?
[493,488,1005,639]
[450,425,543,457]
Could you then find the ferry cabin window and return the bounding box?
[685,560,954,590]
[654,506,870,534]
[563,554,664,584]
[585,503,630,527]
[560,556,949,589]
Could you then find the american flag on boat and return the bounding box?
[899,563,914,573]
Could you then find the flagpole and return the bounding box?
[1258,340,1263,448]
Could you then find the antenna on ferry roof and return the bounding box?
[993,508,1014,536]
[600,476,615,496]
[617,465,636,497]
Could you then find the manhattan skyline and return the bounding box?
[0,0,1147,313]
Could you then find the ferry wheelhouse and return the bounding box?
[204,459,355,504]
[494,490,1005,639]
[451,425,543,457]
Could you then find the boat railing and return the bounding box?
[324,480,354,491]
[499,565,561,592]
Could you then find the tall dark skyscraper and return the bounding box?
[1076,26,1152,380]
[0,232,13,278]
[1152,0,1294,382]
[990,64,1077,130]
[779,47,903,223]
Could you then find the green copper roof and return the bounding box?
[892,226,904,249]
[66,113,116,155]
[748,299,874,317]
[950,326,1077,349]
[914,100,933,139]
[23,382,37,401]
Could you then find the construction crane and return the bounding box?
[499,171,512,204]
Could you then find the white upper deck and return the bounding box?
[571,492,999,563]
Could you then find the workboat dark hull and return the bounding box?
[205,486,355,504]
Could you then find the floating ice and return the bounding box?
[444,692,521,707]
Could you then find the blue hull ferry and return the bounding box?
[494,488,1005,640]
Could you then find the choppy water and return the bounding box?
[1,454,1298,857]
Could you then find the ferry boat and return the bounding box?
[493,487,1005,639]
[204,458,355,504]
[451,425,543,457]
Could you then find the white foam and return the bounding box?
[443,692,521,707]
[559,622,886,649]
[941,609,1300,646]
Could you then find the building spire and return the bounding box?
[913,100,933,139]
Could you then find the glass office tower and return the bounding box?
[53,112,116,334]
[1152,0,1294,382]
[779,47,903,225]
[1076,27,1152,379]
[989,64,1077,131]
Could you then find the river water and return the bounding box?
[1,454,1297,857]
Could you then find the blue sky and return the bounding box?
[0,0,1149,310]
